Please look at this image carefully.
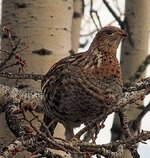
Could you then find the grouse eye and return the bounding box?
[106,30,113,35]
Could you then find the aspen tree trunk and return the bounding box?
[0,0,83,157]
[111,0,150,157]
[0,0,74,90]
[71,0,84,53]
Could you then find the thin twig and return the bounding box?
[103,0,124,28]
[129,54,150,82]
[0,27,26,72]
[90,0,100,31]
[0,72,43,80]
[135,102,150,124]
[118,111,140,158]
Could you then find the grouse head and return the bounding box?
[90,26,127,54]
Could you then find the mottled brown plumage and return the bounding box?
[41,26,127,139]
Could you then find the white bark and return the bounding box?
[0,1,74,157]
[71,0,84,53]
[121,0,150,136]
[121,0,150,81]
[1,0,74,90]
[112,0,150,157]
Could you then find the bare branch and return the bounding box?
[103,0,124,28]
[0,84,42,114]
[0,136,64,158]
[134,102,150,125]
[114,0,122,15]
[118,111,140,157]
[90,0,101,31]
[129,54,150,82]
[0,72,43,81]
[78,131,150,154]
[0,27,27,72]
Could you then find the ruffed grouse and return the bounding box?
[41,26,127,139]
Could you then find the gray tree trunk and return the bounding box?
[111,0,150,157]
[0,0,82,157]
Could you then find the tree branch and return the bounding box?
[0,72,43,81]
[0,27,26,72]
[103,0,124,28]
[78,131,150,154]
[0,76,149,157]
[128,54,150,82]
[0,84,42,114]
[90,0,102,31]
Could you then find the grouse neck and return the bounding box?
[86,46,120,68]
[88,47,117,61]
[89,37,119,56]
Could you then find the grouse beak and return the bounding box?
[118,30,128,37]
